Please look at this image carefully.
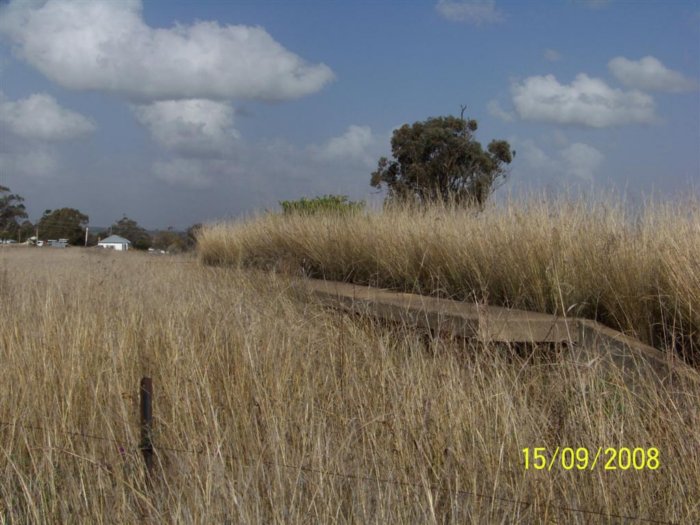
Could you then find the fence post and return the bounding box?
[140,377,154,480]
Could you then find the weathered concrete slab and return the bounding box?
[301,278,697,382]
[305,278,577,344]
[576,319,693,382]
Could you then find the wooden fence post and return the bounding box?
[140,377,154,480]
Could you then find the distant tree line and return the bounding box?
[0,185,201,251]
[4,107,514,248]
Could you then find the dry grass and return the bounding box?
[198,196,700,362]
[0,247,698,523]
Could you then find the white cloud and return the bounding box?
[152,158,218,189]
[310,125,376,167]
[0,147,58,178]
[608,56,697,93]
[487,99,515,122]
[0,0,334,101]
[551,129,568,147]
[517,139,559,173]
[149,124,387,194]
[133,99,238,155]
[511,73,655,127]
[544,49,561,62]
[514,138,604,184]
[560,142,603,182]
[0,92,95,140]
[242,134,387,208]
[436,0,503,24]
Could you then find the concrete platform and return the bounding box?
[300,278,696,382]
[305,278,576,343]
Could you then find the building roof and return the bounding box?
[98,235,132,244]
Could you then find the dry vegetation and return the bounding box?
[199,196,700,364]
[0,247,698,523]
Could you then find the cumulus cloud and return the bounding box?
[152,158,221,189]
[133,99,238,155]
[310,125,376,167]
[560,143,604,182]
[517,139,559,173]
[514,138,604,183]
[487,99,515,122]
[436,0,503,24]
[0,92,95,140]
[511,74,655,127]
[608,56,697,93]
[0,145,59,178]
[0,0,334,101]
[150,124,386,192]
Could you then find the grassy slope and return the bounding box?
[0,248,698,523]
[198,197,700,362]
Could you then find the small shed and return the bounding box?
[98,235,132,251]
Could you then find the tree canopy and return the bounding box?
[110,216,152,250]
[370,112,514,208]
[37,208,89,245]
[0,185,28,240]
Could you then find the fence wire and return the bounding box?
[0,419,679,525]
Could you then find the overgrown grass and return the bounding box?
[198,195,700,363]
[0,248,698,522]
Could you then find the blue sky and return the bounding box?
[0,0,698,229]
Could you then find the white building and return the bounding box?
[98,235,132,251]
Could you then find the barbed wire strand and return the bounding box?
[0,419,678,525]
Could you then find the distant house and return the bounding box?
[98,235,132,251]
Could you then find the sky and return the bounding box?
[0,0,698,229]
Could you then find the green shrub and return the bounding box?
[279,195,364,216]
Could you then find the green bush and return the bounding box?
[279,195,364,216]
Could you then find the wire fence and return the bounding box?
[0,377,680,525]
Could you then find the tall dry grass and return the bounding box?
[0,248,698,523]
[198,195,700,362]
